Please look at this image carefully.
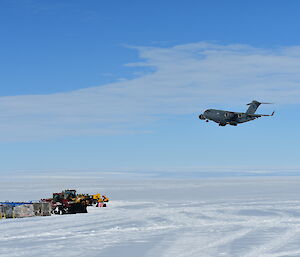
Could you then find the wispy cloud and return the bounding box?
[2,166,300,179]
[1,42,300,141]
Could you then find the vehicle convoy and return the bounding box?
[42,189,109,215]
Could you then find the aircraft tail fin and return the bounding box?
[246,100,272,114]
[246,100,261,114]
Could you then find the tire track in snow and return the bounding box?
[267,249,300,257]
[243,227,300,257]
[159,228,252,257]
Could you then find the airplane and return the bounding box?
[199,100,274,126]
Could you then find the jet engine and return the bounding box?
[224,112,234,118]
[224,112,238,120]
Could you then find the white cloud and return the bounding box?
[1,42,300,141]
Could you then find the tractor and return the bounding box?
[49,190,87,214]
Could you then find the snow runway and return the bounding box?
[2,176,300,256]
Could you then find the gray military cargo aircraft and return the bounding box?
[199,100,274,126]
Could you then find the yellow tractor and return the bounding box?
[91,193,109,207]
[74,193,109,206]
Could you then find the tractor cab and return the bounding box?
[52,193,63,202]
[63,190,77,199]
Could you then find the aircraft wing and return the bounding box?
[247,111,275,117]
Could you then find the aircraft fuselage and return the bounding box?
[200,109,255,126]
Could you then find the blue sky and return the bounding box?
[0,1,300,175]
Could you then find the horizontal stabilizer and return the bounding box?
[246,102,273,105]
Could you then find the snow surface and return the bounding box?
[2,175,300,257]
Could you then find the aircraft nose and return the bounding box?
[199,114,206,120]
